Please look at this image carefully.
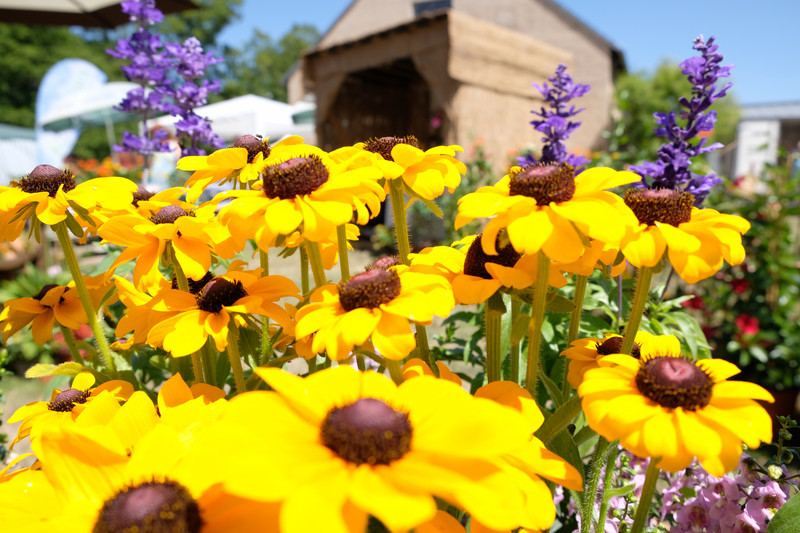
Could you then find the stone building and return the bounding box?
[288,0,624,172]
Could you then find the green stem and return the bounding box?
[596,444,621,533]
[414,324,434,374]
[304,240,326,289]
[629,459,660,533]
[536,394,583,444]
[226,322,247,394]
[57,324,84,364]
[580,437,611,533]
[386,359,404,385]
[307,355,317,374]
[388,178,411,265]
[510,297,522,384]
[201,341,215,386]
[621,266,654,355]
[563,274,588,394]
[170,244,204,384]
[485,303,502,382]
[54,222,116,373]
[300,246,310,295]
[525,251,551,398]
[336,225,350,282]
[260,250,270,364]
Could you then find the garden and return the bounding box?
[0,1,799,532]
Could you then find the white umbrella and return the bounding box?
[0,0,196,28]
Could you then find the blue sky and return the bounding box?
[217,0,799,106]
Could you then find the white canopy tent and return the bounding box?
[151,94,317,145]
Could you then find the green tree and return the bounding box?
[598,62,739,171]
[0,24,120,128]
[220,24,320,102]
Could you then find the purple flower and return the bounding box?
[631,35,733,205]
[121,0,162,25]
[521,64,591,171]
[109,0,224,159]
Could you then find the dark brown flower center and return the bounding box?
[171,272,214,295]
[624,188,694,226]
[48,388,91,412]
[261,155,329,199]
[596,336,641,359]
[463,233,521,280]
[635,356,713,410]
[196,278,247,313]
[363,136,420,162]
[150,205,194,225]
[234,134,271,164]
[13,165,76,197]
[33,283,60,301]
[320,398,413,466]
[132,187,155,207]
[367,256,401,270]
[509,162,575,205]
[93,479,203,533]
[338,269,401,311]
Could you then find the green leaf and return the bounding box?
[767,491,800,532]
[25,362,91,378]
[510,311,531,344]
[547,294,576,313]
[604,483,636,499]
[545,427,585,480]
[403,182,443,218]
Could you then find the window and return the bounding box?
[413,1,452,16]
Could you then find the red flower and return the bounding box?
[735,314,759,336]
[682,295,706,310]
[730,278,749,294]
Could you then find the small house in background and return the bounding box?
[288,0,624,173]
[733,102,800,180]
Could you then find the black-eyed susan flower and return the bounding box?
[7,372,133,449]
[0,283,86,345]
[146,270,299,357]
[0,164,136,241]
[294,265,454,360]
[218,150,383,250]
[216,366,549,533]
[410,235,567,305]
[332,136,466,201]
[0,418,278,533]
[178,134,311,202]
[98,203,237,292]
[561,331,655,389]
[456,164,640,264]
[401,360,584,531]
[578,335,774,476]
[621,188,749,283]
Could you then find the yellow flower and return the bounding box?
[0,418,277,532]
[331,136,466,201]
[216,365,548,533]
[621,188,749,283]
[146,270,299,357]
[177,134,311,202]
[218,150,383,250]
[295,264,454,361]
[410,235,566,305]
[456,165,640,263]
[0,165,136,240]
[561,331,655,389]
[402,360,583,531]
[578,335,774,476]
[98,203,237,292]
[0,283,85,345]
[555,238,627,277]
[7,372,133,449]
